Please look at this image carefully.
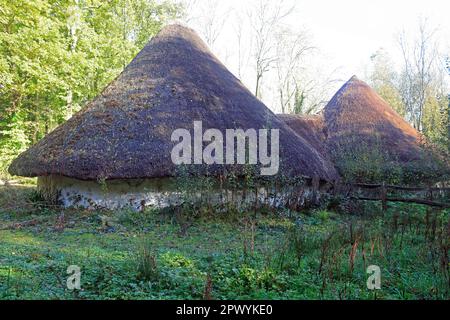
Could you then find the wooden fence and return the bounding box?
[341,182,450,209]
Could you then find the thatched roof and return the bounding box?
[279,76,449,182]
[324,76,425,162]
[9,25,338,181]
[276,114,327,158]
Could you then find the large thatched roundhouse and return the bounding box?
[280,76,448,182]
[9,25,338,210]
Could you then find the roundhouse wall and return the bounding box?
[37,175,327,211]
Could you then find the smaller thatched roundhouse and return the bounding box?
[279,76,449,183]
[324,76,424,161]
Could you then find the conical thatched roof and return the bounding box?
[276,114,327,159]
[9,25,338,181]
[324,76,425,162]
[280,76,449,182]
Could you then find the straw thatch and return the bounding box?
[325,76,449,181]
[276,114,327,159]
[9,25,338,182]
[324,76,426,162]
[280,76,448,182]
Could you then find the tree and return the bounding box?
[195,0,229,49]
[274,27,313,113]
[396,19,449,152]
[234,12,249,80]
[368,48,406,116]
[290,66,341,115]
[421,65,449,151]
[0,0,181,179]
[398,19,439,131]
[247,0,294,99]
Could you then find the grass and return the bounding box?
[0,185,448,300]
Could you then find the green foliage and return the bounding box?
[293,88,306,115]
[0,185,448,300]
[369,49,406,117]
[422,93,449,151]
[0,118,30,179]
[329,130,450,184]
[331,137,403,184]
[314,209,333,222]
[0,0,182,179]
[369,48,449,153]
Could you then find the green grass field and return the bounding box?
[0,185,448,300]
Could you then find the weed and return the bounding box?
[136,239,159,282]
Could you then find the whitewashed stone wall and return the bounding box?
[37,175,325,211]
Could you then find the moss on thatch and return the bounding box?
[8,25,338,182]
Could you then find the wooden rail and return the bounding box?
[353,196,450,208]
[352,183,450,192]
[342,181,450,209]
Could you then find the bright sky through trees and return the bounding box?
[179,0,450,110]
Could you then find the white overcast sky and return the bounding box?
[295,0,450,76]
[177,0,450,112]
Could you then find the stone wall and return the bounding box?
[37,175,330,211]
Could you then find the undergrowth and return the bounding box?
[0,187,448,300]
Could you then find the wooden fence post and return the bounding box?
[381,182,387,212]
